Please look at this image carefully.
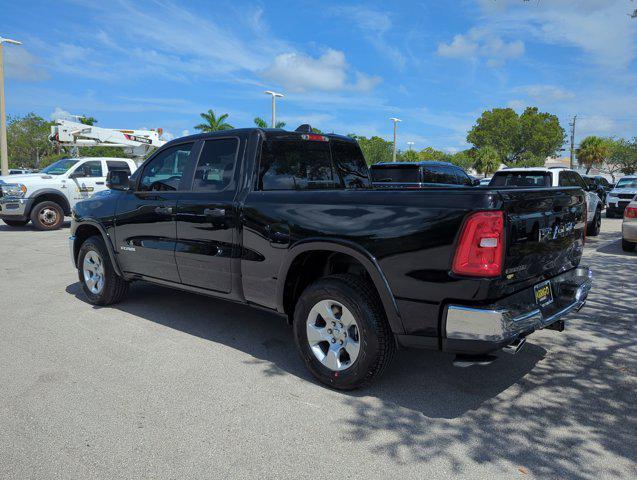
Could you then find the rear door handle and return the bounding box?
[204,208,226,218]
[154,206,173,214]
[95,181,105,185]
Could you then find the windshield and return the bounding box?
[41,159,79,175]
[615,178,637,189]
[489,171,552,187]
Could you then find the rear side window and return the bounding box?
[370,166,419,183]
[106,161,131,175]
[258,140,335,190]
[331,141,370,189]
[191,138,238,192]
[490,172,552,187]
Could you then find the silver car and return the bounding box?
[622,196,637,252]
[607,176,637,218]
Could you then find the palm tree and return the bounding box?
[577,136,610,174]
[474,146,500,176]
[194,110,233,132]
[254,116,285,129]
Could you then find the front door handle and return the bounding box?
[95,181,105,185]
[204,208,226,218]
[154,206,173,215]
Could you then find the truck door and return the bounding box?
[174,137,241,293]
[114,142,197,283]
[67,160,105,207]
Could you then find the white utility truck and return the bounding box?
[0,120,165,230]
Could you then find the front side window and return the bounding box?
[107,161,132,175]
[139,143,194,191]
[41,158,79,175]
[258,139,335,190]
[331,141,370,189]
[191,138,238,192]
[453,167,473,186]
[73,161,103,178]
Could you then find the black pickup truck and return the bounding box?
[70,126,592,389]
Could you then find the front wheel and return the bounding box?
[30,201,64,230]
[587,209,601,236]
[3,219,29,227]
[293,274,395,390]
[622,239,635,252]
[77,235,129,305]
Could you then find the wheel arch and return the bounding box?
[29,189,72,215]
[276,240,404,335]
[73,221,123,276]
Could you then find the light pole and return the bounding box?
[0,36,21,177]
[389,117,401,162]
[407,141,414,151]
[264,90,284,128]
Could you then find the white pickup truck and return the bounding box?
[0,157,137,230]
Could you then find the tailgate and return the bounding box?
[499,187,586,285]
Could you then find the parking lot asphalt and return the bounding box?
[0,218,635,480]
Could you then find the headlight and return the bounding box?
[1,183,27,198]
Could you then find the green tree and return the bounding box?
[605,138,637,177]
[474,146,500,176]
[7,113,56,169]
[417,146,450,162]
[254,116,285,129]
[449,150,474,170]
[194,110,233,132]
[79,115,97,126]
[351,135,393,165]
[577,136,610,174]
[398,149,419,162]
[467,107,564,166]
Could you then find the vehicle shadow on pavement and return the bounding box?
[65,280,542,418]
[0,221,71,232]
[337,244,637,477]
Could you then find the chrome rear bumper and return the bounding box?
[443,266,592,354]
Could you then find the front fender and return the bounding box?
[72,219,123,277]
[276,239,405,335]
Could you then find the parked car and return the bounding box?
[0,157,136,230]
[70,127,592,389]
[479,177,492,186]
[621,196,637,252]
[489,167,602,236]
[370,161,478,188]
[9,168,33,175]
[583,175,612,203]
[606,176,637,218]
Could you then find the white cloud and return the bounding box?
[181,129,190,137]
[160,130,175,141]
[513,85,575,102]
[437,28,524,66]
[507,99,526,112]
[332,6,406,68]
[4,48,48,81]
[49,107,72,120]
[264,49,380,93]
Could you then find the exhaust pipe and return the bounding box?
[502,337,526,355]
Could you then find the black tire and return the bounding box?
[30,201,64,230]
[587,209,601,236]
[622,239,635,252]
[293,274,396,390]
[77,235,129,305]
[3,219,29,227]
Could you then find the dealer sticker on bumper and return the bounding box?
[534,280,554,307]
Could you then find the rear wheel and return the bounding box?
[3,219,29,227]
[587,209,601,236]
[622,239,635,252]
[77,235,129,305]
[30,201,64,230]
[293,274,395,390]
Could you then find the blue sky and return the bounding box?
[3,0,636,152]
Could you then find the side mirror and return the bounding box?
[472,178,481,186]
[106,170,131,191]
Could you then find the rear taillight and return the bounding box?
[452,211,504,277]
[625,206,637,219]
